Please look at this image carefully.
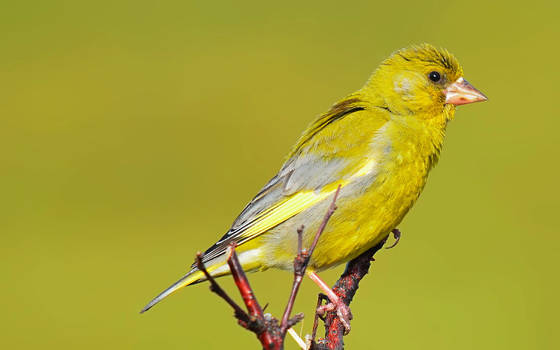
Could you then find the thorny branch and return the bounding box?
[196,184,394,349]
[196,186,341,350]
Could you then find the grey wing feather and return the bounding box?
[197,101,372,265]
[198,153,348,264]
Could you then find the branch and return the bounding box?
[195,253,251,327]
[280,185,342,332]
[197,186,342,350]
[226,245,283,347]
[197,182,395,349]
[312,238,387,350]
[197,248,283,349]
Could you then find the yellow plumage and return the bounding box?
[141,44,487,313]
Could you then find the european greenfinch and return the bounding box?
[141,44,487,328]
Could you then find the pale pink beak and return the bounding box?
[444,77,488,106]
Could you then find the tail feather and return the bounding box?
[140,249,263,313]
[140,269,205,313]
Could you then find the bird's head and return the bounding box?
[365,44,487,118]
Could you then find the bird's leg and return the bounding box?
[307,270,353,334]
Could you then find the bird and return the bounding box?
[141,44,487,330]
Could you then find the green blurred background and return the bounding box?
[2,1,558,349]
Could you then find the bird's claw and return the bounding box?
[385,228,402,249]
[316,299,353,334]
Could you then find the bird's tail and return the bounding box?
[141,249,263,313]
[140,268,205,313]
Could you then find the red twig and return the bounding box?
[197,186,343,350]
[226,245,282,348]
[226,246,264,320]
[195,253,250,327]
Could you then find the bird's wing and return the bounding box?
[199,155,347,264]
[199,97,387,264]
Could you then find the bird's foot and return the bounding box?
[307,270,353,334]
[385,228,402,249]
[316,299,353,335]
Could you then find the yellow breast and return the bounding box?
[307,114,448,270]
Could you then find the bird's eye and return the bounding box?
[428,71,441,82]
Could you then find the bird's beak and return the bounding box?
[444,77,488,106]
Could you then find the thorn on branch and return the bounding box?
[287,312,305,329]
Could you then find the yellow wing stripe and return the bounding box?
[237,181,347,241]
[235,157,377,244]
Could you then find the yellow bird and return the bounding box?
[141,44,487,328]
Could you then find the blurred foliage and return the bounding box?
[1,1,558,349]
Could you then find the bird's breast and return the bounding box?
[264,120,443,271]
[304,123,438,269]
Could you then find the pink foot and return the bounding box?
[317,299,353,334]
[308,271,353,334]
